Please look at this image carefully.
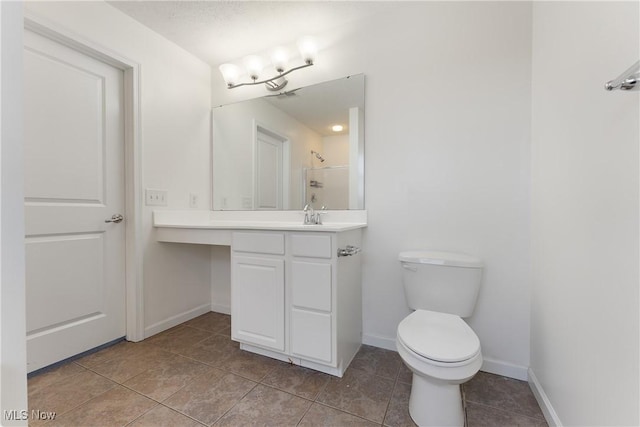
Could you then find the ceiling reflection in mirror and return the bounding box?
[212,74,364,211]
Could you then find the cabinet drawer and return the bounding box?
[232,232,284,255]
[291,261,331,312]
[290,234,332,259]
[291,309,332,363]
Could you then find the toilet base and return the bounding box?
[409,373,465,427]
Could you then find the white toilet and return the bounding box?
[396,251,483,427]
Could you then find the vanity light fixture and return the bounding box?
[219,36,318,91]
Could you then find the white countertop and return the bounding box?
[153,210,367,234]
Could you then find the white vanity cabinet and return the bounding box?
[230,229,362,377]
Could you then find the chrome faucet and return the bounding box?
[303,204,327,225]
[303,204,315,225]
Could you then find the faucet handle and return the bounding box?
[315,207,328,225]
[303,203,315,225]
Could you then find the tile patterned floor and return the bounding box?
[27,312,547,426]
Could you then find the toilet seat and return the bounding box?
[397,310,480,363]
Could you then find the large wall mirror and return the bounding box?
[212,74,364,211]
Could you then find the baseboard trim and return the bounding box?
[144,303,211,338]
[210,303,230,315]
[528,368,562,427]
[481,357,528,381]
[362,333,396,351]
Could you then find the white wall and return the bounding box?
[530,2,639,425]
[322,135,349,167]
[211,2,533,379]
[0,1,28,424]
[24,1,213,337]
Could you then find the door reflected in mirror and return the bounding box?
[212,74,364,210]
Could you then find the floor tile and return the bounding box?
[184,312,231,334]
[299,403,379,427]
[463,372,546,420]
[123,354,214,401]
[397,363,413,384]
[217,326,231,337]
[28,370,116,417]
[317,367,395,423]
[25,313,549,427]
[76,341,150,369]
[220,348,285,381]
[383,381,417,427]
[164,370,256,425]
[28,362,86,395]
[89,346,175,383]
[127,404,203,427]
[466,402,548,427]
[47,385,155,427]
[350,345,402,380]
[145,326,214,354]
[178,334,238,367]
[214,384,312,426]
[261,363,331,400]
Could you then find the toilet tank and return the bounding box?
[399,251,483,318]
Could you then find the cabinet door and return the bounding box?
[291,308,332,363]
[232,256,285,351]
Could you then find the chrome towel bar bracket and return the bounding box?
[338,245,361,257]
[605,60,640,91]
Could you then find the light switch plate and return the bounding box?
[145,189,168,206]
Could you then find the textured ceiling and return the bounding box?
[108,1,398,67]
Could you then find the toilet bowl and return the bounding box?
[396,309,482,426]
[396,251,484,426]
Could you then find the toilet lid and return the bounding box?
[398,251,483,268]
[398,310,480,363]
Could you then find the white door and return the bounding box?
[23,29,126,373]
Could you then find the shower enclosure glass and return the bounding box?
[303,166,349,209]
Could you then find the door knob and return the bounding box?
[105,214,124,224]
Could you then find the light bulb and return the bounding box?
[243,55,264,80]
[219,63,240,86]
[297,36,318,64]
[271,47,289,73]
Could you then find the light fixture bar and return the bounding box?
[220,36,318,91]
[225,60,314,91]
